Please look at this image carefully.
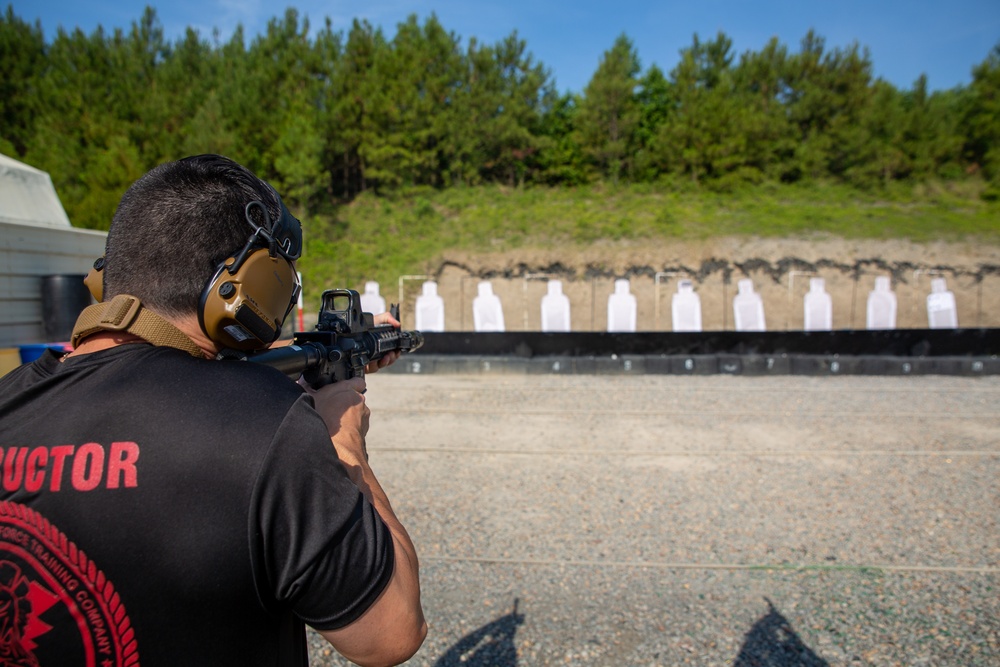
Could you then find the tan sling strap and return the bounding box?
[70,294,204,358]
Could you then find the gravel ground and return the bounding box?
[307,373,1000,666]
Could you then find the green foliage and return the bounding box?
[964,43,1000,190]
[575,34,641,183]
[535,93,588,184]
[0,6,45,155]
[271,102,325,209]
[1,5,996,257]
[74,135,144,229]
[448,31,552,187]
[652,36,745,184]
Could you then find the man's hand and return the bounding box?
[366,311,402,374]
[305,377,370,463]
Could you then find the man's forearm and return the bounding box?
[324,436,427,665]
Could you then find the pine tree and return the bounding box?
[576,34,641,183]
[964,43,1000,193]
[0,7,45,156]
[633,64,672,180]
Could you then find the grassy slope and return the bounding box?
[298,181,1000,307]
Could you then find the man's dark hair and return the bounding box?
[103,155,282,317]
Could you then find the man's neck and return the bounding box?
[68,331,147,356]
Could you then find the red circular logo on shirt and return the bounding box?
[0,501,139,666]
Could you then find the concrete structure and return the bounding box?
[1,154,106,346]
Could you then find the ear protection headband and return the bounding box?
[198,195,302,351]
[85,193,303,353]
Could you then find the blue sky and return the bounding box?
[9,1,1000,94]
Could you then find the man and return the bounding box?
[0,155,426,665]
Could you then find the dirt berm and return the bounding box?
[390,237,1000,331]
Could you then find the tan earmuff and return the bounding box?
[84,257,106,302]
[198,248,300,351]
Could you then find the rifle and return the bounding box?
[225,288,424,388]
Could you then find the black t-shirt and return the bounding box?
[0,345,394,666]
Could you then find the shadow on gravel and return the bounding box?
[734,598,829,667]
[433,599,524,667]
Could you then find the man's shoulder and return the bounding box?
[43,344,305,410]
[143,345,308,406]
[123,343,299,382]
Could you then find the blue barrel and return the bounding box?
[18,344,53,363]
